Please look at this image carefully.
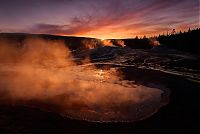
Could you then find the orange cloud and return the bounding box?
[15,0,199,39]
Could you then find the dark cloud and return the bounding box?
[29,23,68,34]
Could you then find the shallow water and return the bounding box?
[0,63,169,122]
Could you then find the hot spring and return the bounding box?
[0,38,169,122]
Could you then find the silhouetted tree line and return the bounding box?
[157,28,200,54]
[116,28,200,53]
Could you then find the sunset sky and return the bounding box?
[0,0,199,39]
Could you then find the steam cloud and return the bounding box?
[149,38,160,46]
[0,38,165,122]
[101,39,125,47]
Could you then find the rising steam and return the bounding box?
[149,37,160,46]
[0,38,166,122]
[101,39,125,47]
[101,39,115,47]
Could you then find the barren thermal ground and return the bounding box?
[0,38,172,122]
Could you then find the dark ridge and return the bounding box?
[0,33,97,51]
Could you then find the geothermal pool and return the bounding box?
[0,39,175,122]
[0,63,169,122]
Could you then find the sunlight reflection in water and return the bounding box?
[0,64,169,122]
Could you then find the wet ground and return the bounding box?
[0,45,200,133]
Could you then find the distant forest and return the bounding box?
[123,28,200,54]
[157,28,200,54]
